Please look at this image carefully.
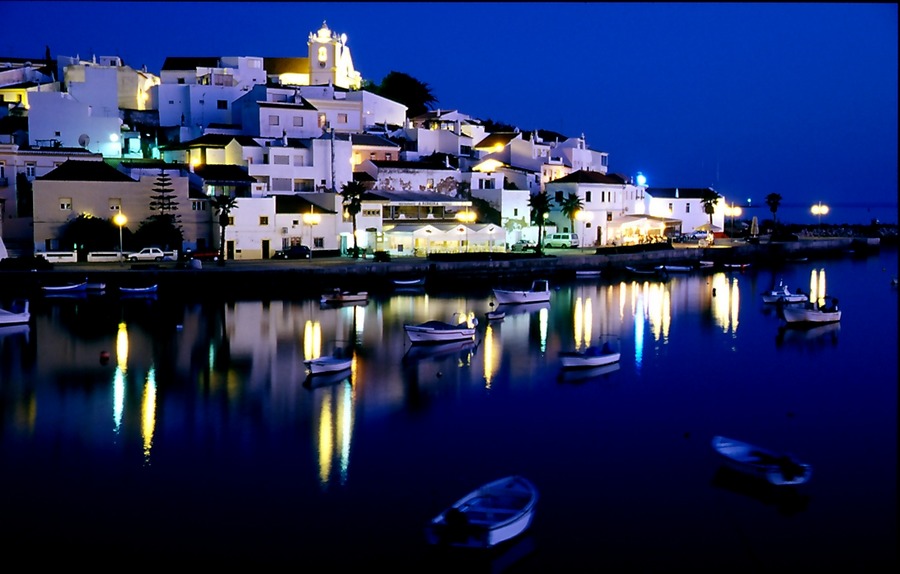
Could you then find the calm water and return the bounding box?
[1,248,897,569]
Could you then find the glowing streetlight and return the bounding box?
[811,202,829,232]
[113,212,127,262]
[455,209,476,252]
[575,210,593,248]
[724,203,742,237]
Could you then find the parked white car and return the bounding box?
[127,247,177,262]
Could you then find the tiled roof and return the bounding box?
[273,194,336,214]
[192,164,255,183]
[551,170,626,185]
[349,133,399,148]
[647,187,719,199]
[474,132,518,149]
[37,160,136,182]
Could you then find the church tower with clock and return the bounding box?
[308,21,362,90]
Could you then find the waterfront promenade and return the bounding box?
[0,236,872,299]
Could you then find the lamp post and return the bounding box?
[302,206,321,255]
[811,202,829,234]
[455,209,476,253]
[113,212,127,263]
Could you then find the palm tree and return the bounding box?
[765,193,783,224]
[700,191,721,226]
[210,195,239,261]
[559,192,584,234]
[528,191,552,256]
[340,180,366,259]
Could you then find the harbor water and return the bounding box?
[0,247,896,569]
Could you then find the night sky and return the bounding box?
[4,2,897,219]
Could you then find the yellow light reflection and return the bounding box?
[634,295,644,369]
[583,297,593,348]
[730,277,740,332]
[619,281,627,320]
[484,323,496,388]
[141,367,157,465]
[116,322,128,371]
[304,320,322,360]
[574,297,584,348]
[317,394,333,487]
[818,268,826,306]
[353,305,365,335]
[711,274,732,331]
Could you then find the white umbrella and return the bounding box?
[750,216,759,236]
[694,223,722,232]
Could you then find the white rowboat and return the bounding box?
[712,435,812,486]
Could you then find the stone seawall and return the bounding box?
[0,238,861,299]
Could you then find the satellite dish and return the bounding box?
[78,133,90,147]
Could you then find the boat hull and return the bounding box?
[559,351,621,369]
[782,306,841,324]
[305,357,352,375]
[712,436,812,486]
[426,475,538,549]
[404,324,476,343]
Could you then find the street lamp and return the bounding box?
[113,212,127,263]
[725,203,742,237]
[811,202,829,233]
[575,210,593,248]
[455,208,476,252]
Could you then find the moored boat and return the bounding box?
[41,281,88,293]
[119,284,158,294]
[425,475,538,549]
[711,435,812,486]
[404,313,478,344]
[304,352,353,375]
[321,288,369,305]
[559,341,621,369]
[781,296,841,324]
[0,299,30,326]
[492,279,551,305]
[762,280,809,304]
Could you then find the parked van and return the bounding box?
[543,232,579,248]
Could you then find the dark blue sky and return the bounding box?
[4,2,898,219]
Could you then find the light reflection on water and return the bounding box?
[0,250,897,568]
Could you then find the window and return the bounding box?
[337,113,348,124]
[269,115,280,126]
[668,202,673,213]
[554,191,563,202]
[60,198,72,210]
[317,113,327,128]
[318,46,328,66]
[313,237,324,248]
[109,199,121,212]
[585,191,592,202]
[259,216,269,226]
[686,204,691,213]
[513,208,519,217]
[26,163,36,178]
[385,153,392,161]
[426,178,434,189]
[177,78,185,84]
[217,100,228,110]
[601,156,608,167]
[191,201,207,211]
[274,155,290,165]
[293,116,304,127]
[369,152,377,160]
[607,212,613,222]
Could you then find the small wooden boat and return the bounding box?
[654,264,694,273]
[492,279,551,305]
[559,342,621,369]
[0,299,29,326]
[485,309,506,321]
[403,339,477,362]
[781,296,841,324]
[625,265,659,276]
[41,281,87,293]
[762,280,809,304]
[722,262,752,270]
[425,475,538,549]
[304,351,353,375]
[711,435,812,486]
[320,288,369,305]
[392,277,426,287]
[303,369,351,390]
[119,284,158,294]
[404,313,478,344]
[575,270,601,278]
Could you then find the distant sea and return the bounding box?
[740,202,898,226]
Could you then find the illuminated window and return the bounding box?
[370,152,376,160]
[426,178,434,189]
[385,153,392,161]
[318,114,327,128]
[318,46,328,66]
[338,113,348,124]
[60,198,72,210]
[269,115,279,126]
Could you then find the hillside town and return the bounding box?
[0,21,733,262]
